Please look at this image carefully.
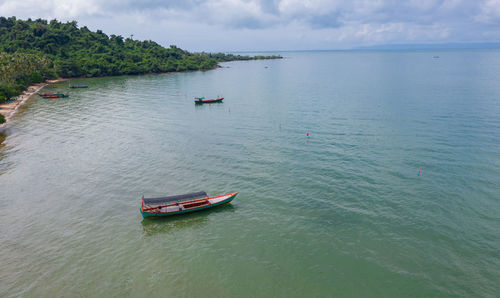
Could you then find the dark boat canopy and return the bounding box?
[143,191,208,206]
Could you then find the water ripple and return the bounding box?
[1,52,500,296]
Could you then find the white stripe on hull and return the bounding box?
[208,194,231,204]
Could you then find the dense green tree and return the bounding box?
[0,83,18,100]
[0,17,282,103]
[0,51,56,102]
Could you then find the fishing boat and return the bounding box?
[4,96,17,104]
[140,191,238,218]
[40,93,69,98]
[39,92,58,96]
[69,84,88,88]
[39,92,67,97]
[194,96,224,104]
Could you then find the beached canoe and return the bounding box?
[194,97,224,104]
[4,96,17,103]
[140,191,237,218]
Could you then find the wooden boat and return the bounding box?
[140,191,238,218]
[39,92,68,97]
[4,96,17,103]
[40,93,69,98]
[69,84,88,88]
[194,97,224,104]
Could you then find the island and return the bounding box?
[0,17,282,123]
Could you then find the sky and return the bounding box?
[1,0,500,52]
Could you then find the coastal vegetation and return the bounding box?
[0,52,56,102]
[0,16,282,103]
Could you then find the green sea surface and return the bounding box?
[0,50,499,297]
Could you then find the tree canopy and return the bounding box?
[0,17,282,102]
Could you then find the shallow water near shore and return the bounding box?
[1,50,499,297]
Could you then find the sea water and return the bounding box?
[0,50,499,296]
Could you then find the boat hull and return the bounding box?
[40,95,69,98]
[39,93,69,98]
[194,98,224,104]
[140,192,237,218]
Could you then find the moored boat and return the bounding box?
[194,96,224,104]
[39,92,68,97]
[140,191,238,218]
[69,84,88,88]
[40,93,69,98]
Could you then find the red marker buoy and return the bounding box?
[306,132,309,137]
[418,168,422,176]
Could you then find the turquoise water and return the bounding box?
[0,50,499,297]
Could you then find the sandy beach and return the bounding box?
[0,79,66,127]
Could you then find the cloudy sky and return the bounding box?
[1,0,500,51]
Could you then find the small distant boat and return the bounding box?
[433,56,440,58]
[39,93,69,98]
[140,191,238,218]
[194,96,224,104]
[4,96,17,103]
[39,92,66,96]
[69,84,88,88]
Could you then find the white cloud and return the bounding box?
[0,0,499,50]
[476,0,500,24]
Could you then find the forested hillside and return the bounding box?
[0,17,281,103]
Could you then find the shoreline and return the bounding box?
[0,58,271,128]
[0,68,224,128]
[0,78,67,127]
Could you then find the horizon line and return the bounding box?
[223,42,500,54]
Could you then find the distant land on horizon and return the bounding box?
[232,42,500,54]
[354,42,500,51]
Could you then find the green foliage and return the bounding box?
[0,113,5,124]
[0,52,54,83]
[0,82,21,103]
[0,17,282,104]
[205,53,282,62]
[0,83,16,97]
[0,52,53,102]
[0,17,282,79]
